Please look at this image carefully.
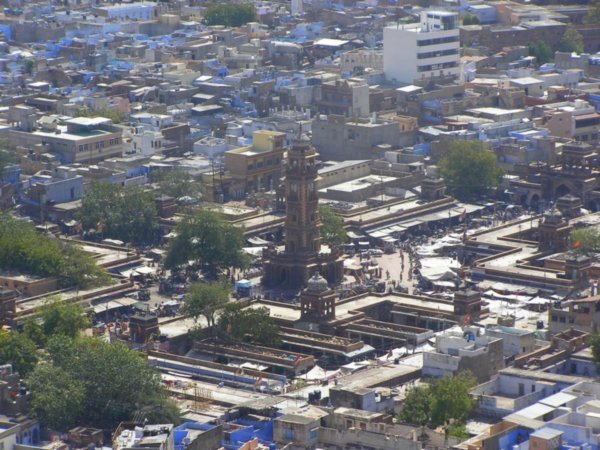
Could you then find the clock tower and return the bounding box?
[263,135,344,289]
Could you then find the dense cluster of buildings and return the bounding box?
[1,0,600,449]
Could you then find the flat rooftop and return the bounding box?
[319,160,370,175]
[320,175,397,194]
[247,302,301,322]
[30,125,113,141]
[314,38,350,47]
[468,107,526,116]
[65,117,112,127]
[251,292,455,324]
[334,363,419,390]
[467,218,562,281]
[510,77,544,85]
[487,325,533,336]
[276,414,316,425]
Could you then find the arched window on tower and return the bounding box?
[289,182,298,200]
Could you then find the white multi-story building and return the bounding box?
[383,11,460,85]
[93,2,158,21]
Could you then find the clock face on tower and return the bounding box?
[283,139,322,255]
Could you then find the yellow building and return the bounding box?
[224,130,286,197]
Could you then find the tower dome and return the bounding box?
[307,271,329,292]
[542,207,563,225]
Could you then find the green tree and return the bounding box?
[151,168,204,202]
[439,141,503,201]
[447,425,470,439]
[571,227,600,254]
[398,372,476,431]
[134,397,182,425]
[23,59,34,75]
[184,281,230,331]
[44,334,77,368]
[585,0,600,25]
[58,242,111,288]
[163,210,248,277]
[319,205,347,248]
[558,25,584,54]
[462,14,480,25]
[23,318,46,347]
[399,385,433,429]
[71,339,162,428]
[73,108,127,124]
[0,330,38,376]
[430,371,476,427]
[203,3,257,27]
[0,214,109,288]
[26,364,85,430]
[529,41,553,65]
[0,213,63,276]
[218,304,280,346]
[29,336,179,430]
[78,182,159,245]
[39,298,90,340]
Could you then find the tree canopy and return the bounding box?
[0,213,110,288]
[26,364,85,430]
[151,168,204,203]
[184,280,230,331]
[462,14,480,25]
[558,25,584,54]
[439,141,503,201]
[22,298,90,349]
[0,213,62,275]
[399,385,433,427]
[26,336,179,430]
[218,303,280,346]
[2,299,90,378]
[571,227,600,254]
[319,205,347,248]
[163,210,249,277]
[399,372,476,429]
[203,3,257,27]
[529,41,553,65]
[23,58,35,75]
[0,329,38,376]
[430,371,476,426]
[78,182,159,245]
[585,0,600,25]
[39,298,90,341]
